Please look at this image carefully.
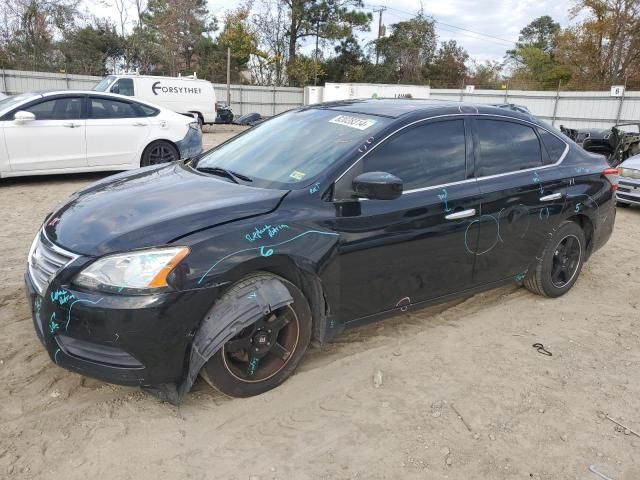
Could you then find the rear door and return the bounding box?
[3,95,87,172]
[333,117,482,321]
[86,96,151,167]
[471,117,567,284]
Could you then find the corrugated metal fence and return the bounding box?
[0,69,304,117]
[430,88,640,130]
[1,69,637,129]
[211,83,303,116]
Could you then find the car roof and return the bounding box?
[17,90,163,110]
[306,98,537,122]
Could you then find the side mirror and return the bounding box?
[352,171,403,200]
[14,110,36,124]
[110,84,120,94]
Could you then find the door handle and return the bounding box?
[63,122,79,128]
[540,193,563,202]
[132,122,148,126]
[445,208,476,220]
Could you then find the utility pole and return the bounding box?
[226,47,231,106]
[314,20,320,86]
[374,7,386,65]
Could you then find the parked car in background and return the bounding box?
[94,74,216,126]
[26,99,617,404]
[0,90,202,178]
[616,154,640,207]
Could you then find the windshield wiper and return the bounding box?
[194,166,253,183]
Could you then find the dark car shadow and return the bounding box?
[0,171,122,187]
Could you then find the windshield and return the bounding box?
[94,76,116,92]
[0,92,38,114]
[196,108,390,188]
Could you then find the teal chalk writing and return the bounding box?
[198,230,340,284]
[309,183,321,194]
[50,289,75,306]
[260,246,274,257]
[437,189,452,212]
[247,357,260,376]
[245,224,289,242]
[49,312,60,334]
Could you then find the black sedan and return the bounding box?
[26,99,618,403]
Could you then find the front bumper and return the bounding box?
[616,179,640,205]
[25,270,217,387]
[176,126,203,160]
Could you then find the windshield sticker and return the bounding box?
[329,115,376,130]
[289,170,306,181]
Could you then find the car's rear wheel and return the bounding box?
[524,221,586,298]
[141,140,179,167]
[201,273,312,398]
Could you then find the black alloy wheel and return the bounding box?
[550,234,581,288]
[524,220,586,298]
[222,305,299,383]
[202,273,312,397]
[141,141,179,167]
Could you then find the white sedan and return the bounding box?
[0,90,202,178]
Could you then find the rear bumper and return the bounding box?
[25,270,217,387]
[176,126,203,160]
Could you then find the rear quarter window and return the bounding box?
[538,128,567,164]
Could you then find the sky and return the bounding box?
[206,0,577,63]
[87,0,577,64]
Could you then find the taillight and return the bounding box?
[603,167,619,192]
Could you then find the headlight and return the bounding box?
[619,168,640,179]
[74,247,189,293]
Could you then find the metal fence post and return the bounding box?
[240,84,244,116]
[551,80,561,127]
[615,77,628,124]
[504,81,509,103]
[459,80,464,102]
[272,86,276,116]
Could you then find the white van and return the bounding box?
[94,74,216,125]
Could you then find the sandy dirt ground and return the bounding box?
[1,126,639,480]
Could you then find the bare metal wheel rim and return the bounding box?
[221,305,300,384]
[551,233,582,288]
[148,144,177,164]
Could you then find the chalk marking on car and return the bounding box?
[65,297,104,331]
[197,230,339,285]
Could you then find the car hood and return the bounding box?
[621,154,640,170]
[45,163,288,256]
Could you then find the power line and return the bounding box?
[365,3,518,47]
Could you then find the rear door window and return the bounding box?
[89,98,139,119]
[362,119,467,190]
[475,119,543,177]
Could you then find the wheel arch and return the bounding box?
[566,213,594,259]
[217,255,331,345]
[140,138,180,166]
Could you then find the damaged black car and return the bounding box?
[26,99,617,404]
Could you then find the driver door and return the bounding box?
[3,95,87,172]
[331,118,482,322]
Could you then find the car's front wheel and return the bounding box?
[201,273,312,398]
[141,140,179,167]
[524,220,586,297]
